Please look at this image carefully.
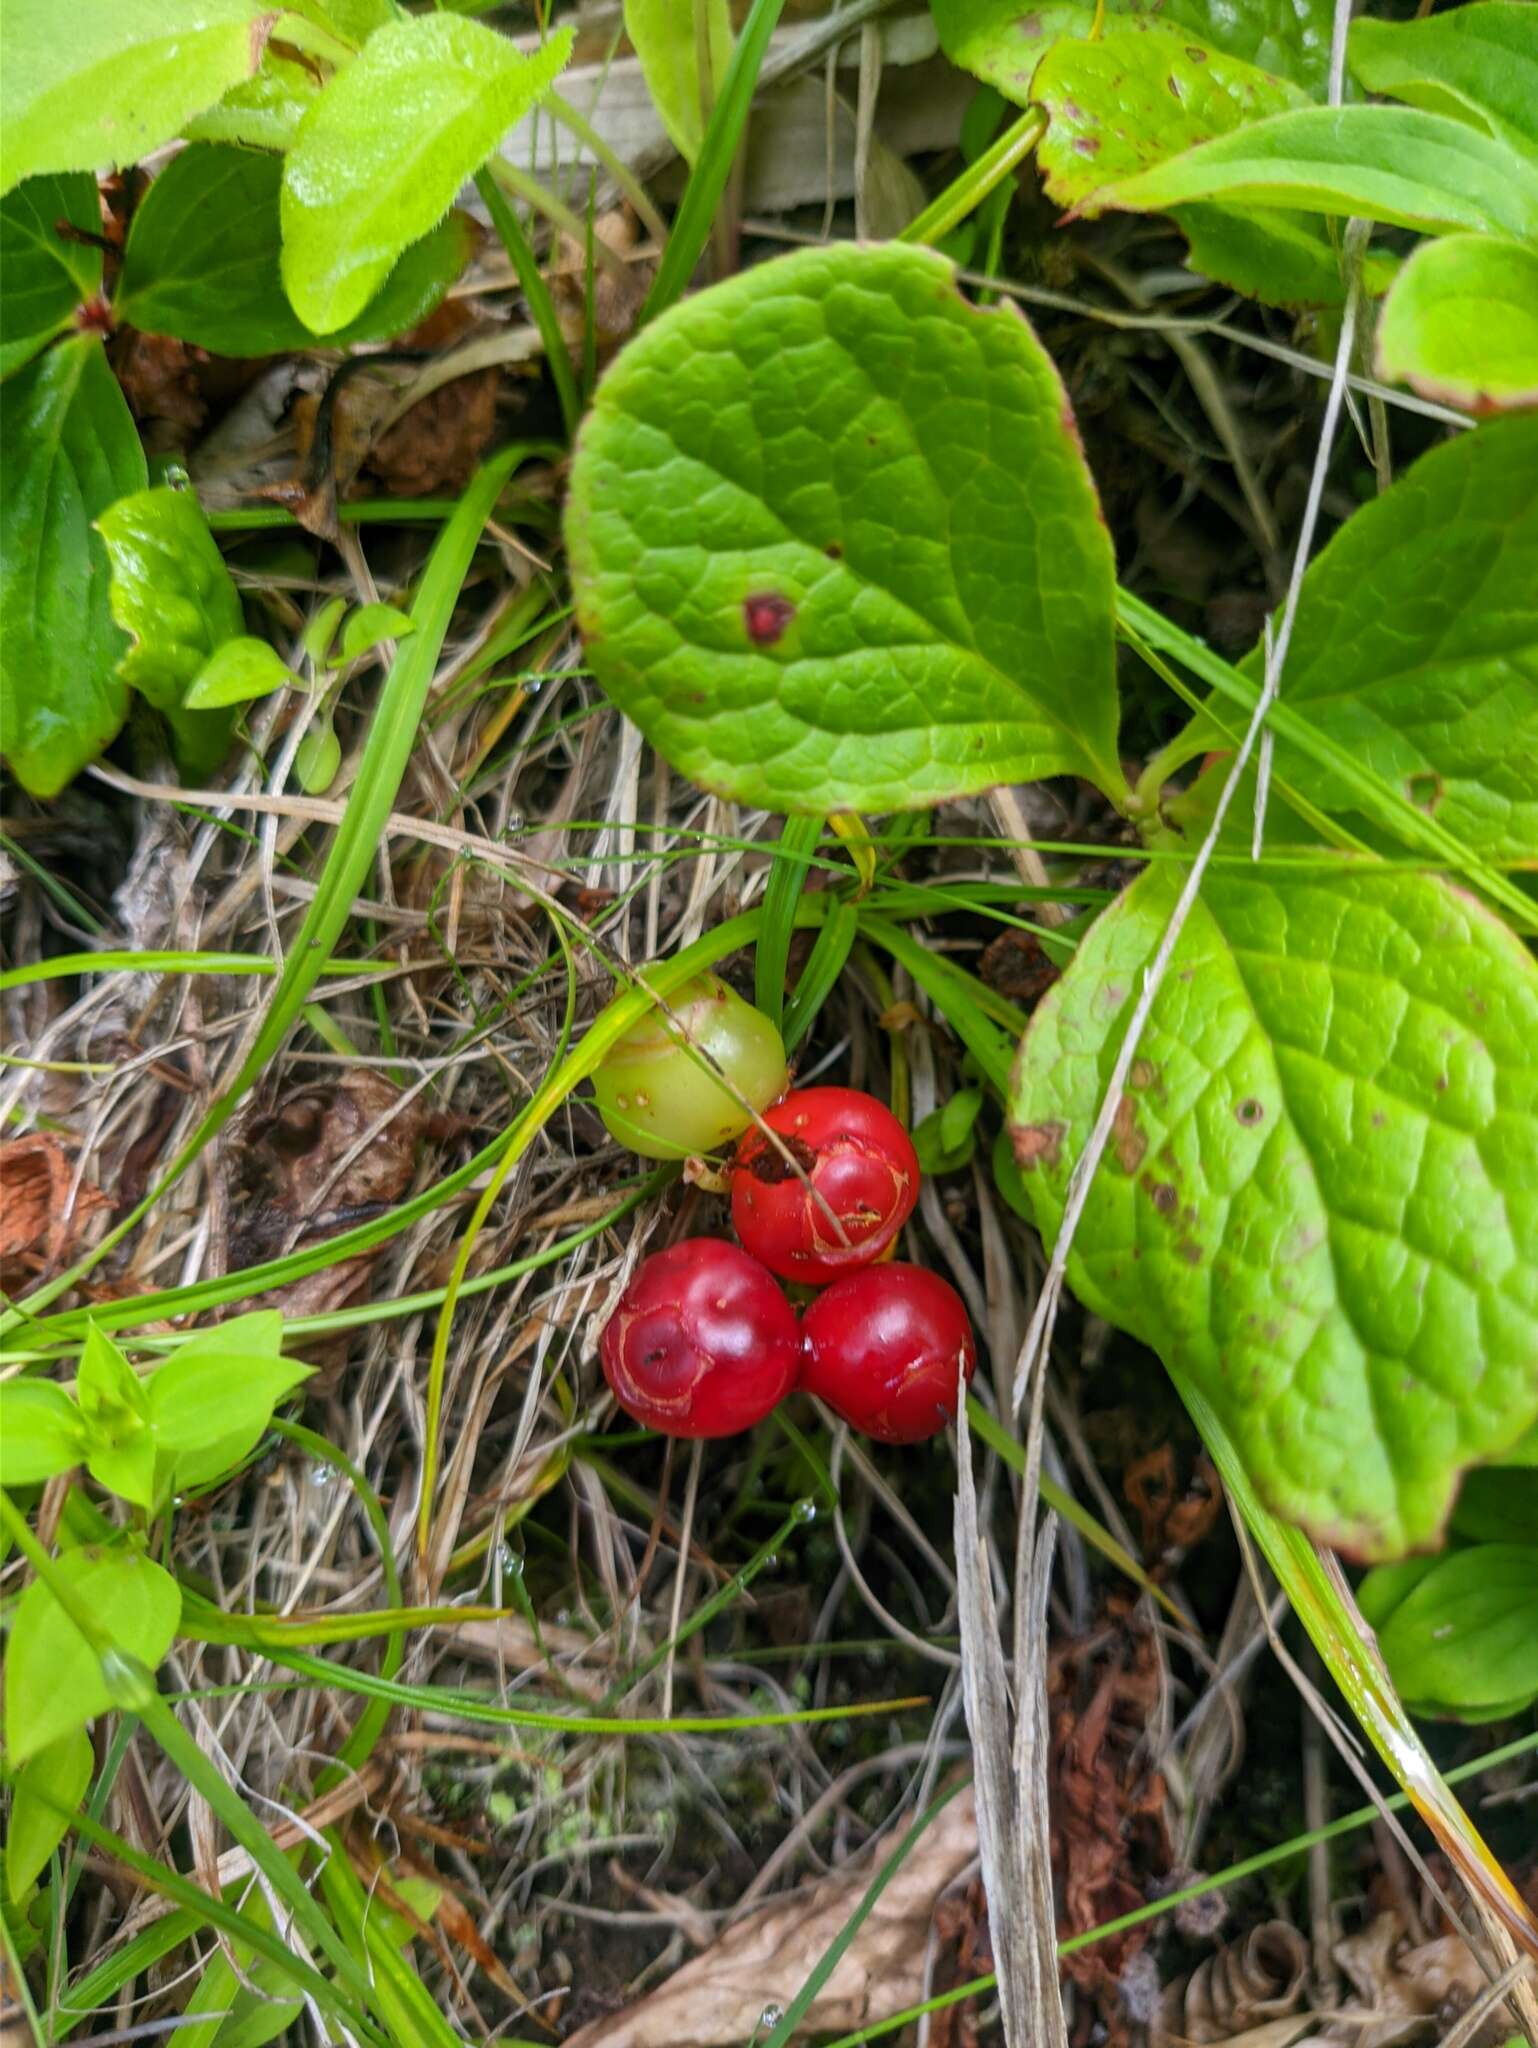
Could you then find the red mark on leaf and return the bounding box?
[744,593,795,645]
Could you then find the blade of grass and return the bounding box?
[857,914,1022,1094]
[640,0,787,322]
[900,108,1046,248]
[783,899,858,1053]
[0,950,384,992]
[756,814,824,1032]
[475,170,581,440]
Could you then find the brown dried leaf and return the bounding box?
[364,368,498,497]
[562,1787,978,2048]
[979,929,1059,1008]
[1323,1912,1502,2048]
[1159,1921,1309,2044]
[0,1136,111,1281]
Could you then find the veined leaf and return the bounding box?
[1223,414,1538,862]
[932,0,1333,99]
[280,14,572,332]
[4,1544,180,1762]
[147,1311,311,1490]
[0,172,102,379]
[0,336,145,798]
[1008,862,1538,1560]
[625,0,734,164]
[1034,20,1305,211]
[1349,2,1538,168]
[1376,236,1538,419]
[0,0,275,192]
[566,242,1126,813]
[116,144,475,356]
[1099,104,1538,241]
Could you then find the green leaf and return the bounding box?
[1373,1545,1538,1717]
[1034,21,1304,210]
[1376,235,1538,419]
[184,636,300,710]
[279,14,572,332]
[0,173,102,379]
[147,1312,310,1490]
[1349,2,1538,167]
[1099,104,1538,241]
[337,600,415,663]
[0,0,275,192]
[1452,1467,1538,1548]
[624,0,734,164]
[566,242,1125,814]
[1226,414,1538,862]
[97,485,242,707]
[4,1543,180,1762]
[0,336,145,797]
[1008,862,1538,1560]
[0,1381,86,1486]
[913,1086,984,1174]
[116,144,476,357]
[1174,202,1398,309]
[294,717,341,795]
[183,52,321,150]
[932,0,1333,100]
[6,1727,93,1900]
[77,1323,157,1509]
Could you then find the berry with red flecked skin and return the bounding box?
[730,1087,920,1284]
[599,1239,801,1438]
[800,1265,975,1444]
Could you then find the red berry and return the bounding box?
[599,1239,801,1438]
[800,1265,975,1444]
[730,1087,920,1284]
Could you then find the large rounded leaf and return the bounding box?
[1376,235,1538,418]
[1008,862,1538,1560]
[566,243,1124,815]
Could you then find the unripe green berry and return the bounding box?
[593,973,788,1160]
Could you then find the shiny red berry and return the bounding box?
[599,1239,801,1438]
[730,1087,920,1284]
[800,1265,975,1444]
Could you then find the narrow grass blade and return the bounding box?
[783,899,858,1052]
[640,0,787,321]
[901,109,1046,247]
[475,169,581,440]
[0,950,381,992]
[756,813,823,1030]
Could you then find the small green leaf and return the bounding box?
[625,0,734,164]
[183,51,321,150]
[279,13,572,332]
[97,485,243,708]
[184,636,300,710]
[6,1727,93,1900]
[0,1381,87,1486]
[566,242,1126,814]
[337,600,416,663]
[0,0,275,192]
[914,1086,984,1174]
[0,173,102,379]
[116,144,476,357]
[1008,862,1538,1560]
[4,1544,180,1762]
[147,1312,310,1490]
[1223,413,1538,862]
[1349,2,1538,167]
[77,1324,157,1509]
[1373,1545,1538,1717]
[96,483,242,781]
[302,593,347,665]
[1099,104,1538,241]
[1376,235,1538,419]
[0,335,146,797]
[294,718,342,796]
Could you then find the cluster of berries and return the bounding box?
[599,1088,976,1444]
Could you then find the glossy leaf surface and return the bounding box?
[280,13,572,331]
[625,0,734,163]
[1373,1545,1538,1717]
[1349,2,1538,166]
[0,173,102,378]
[567,243,1125,813]
[0,337,146,798]
[1,0,273,190]
[1376,236,1538,418]
[1009,862,1538,1559]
